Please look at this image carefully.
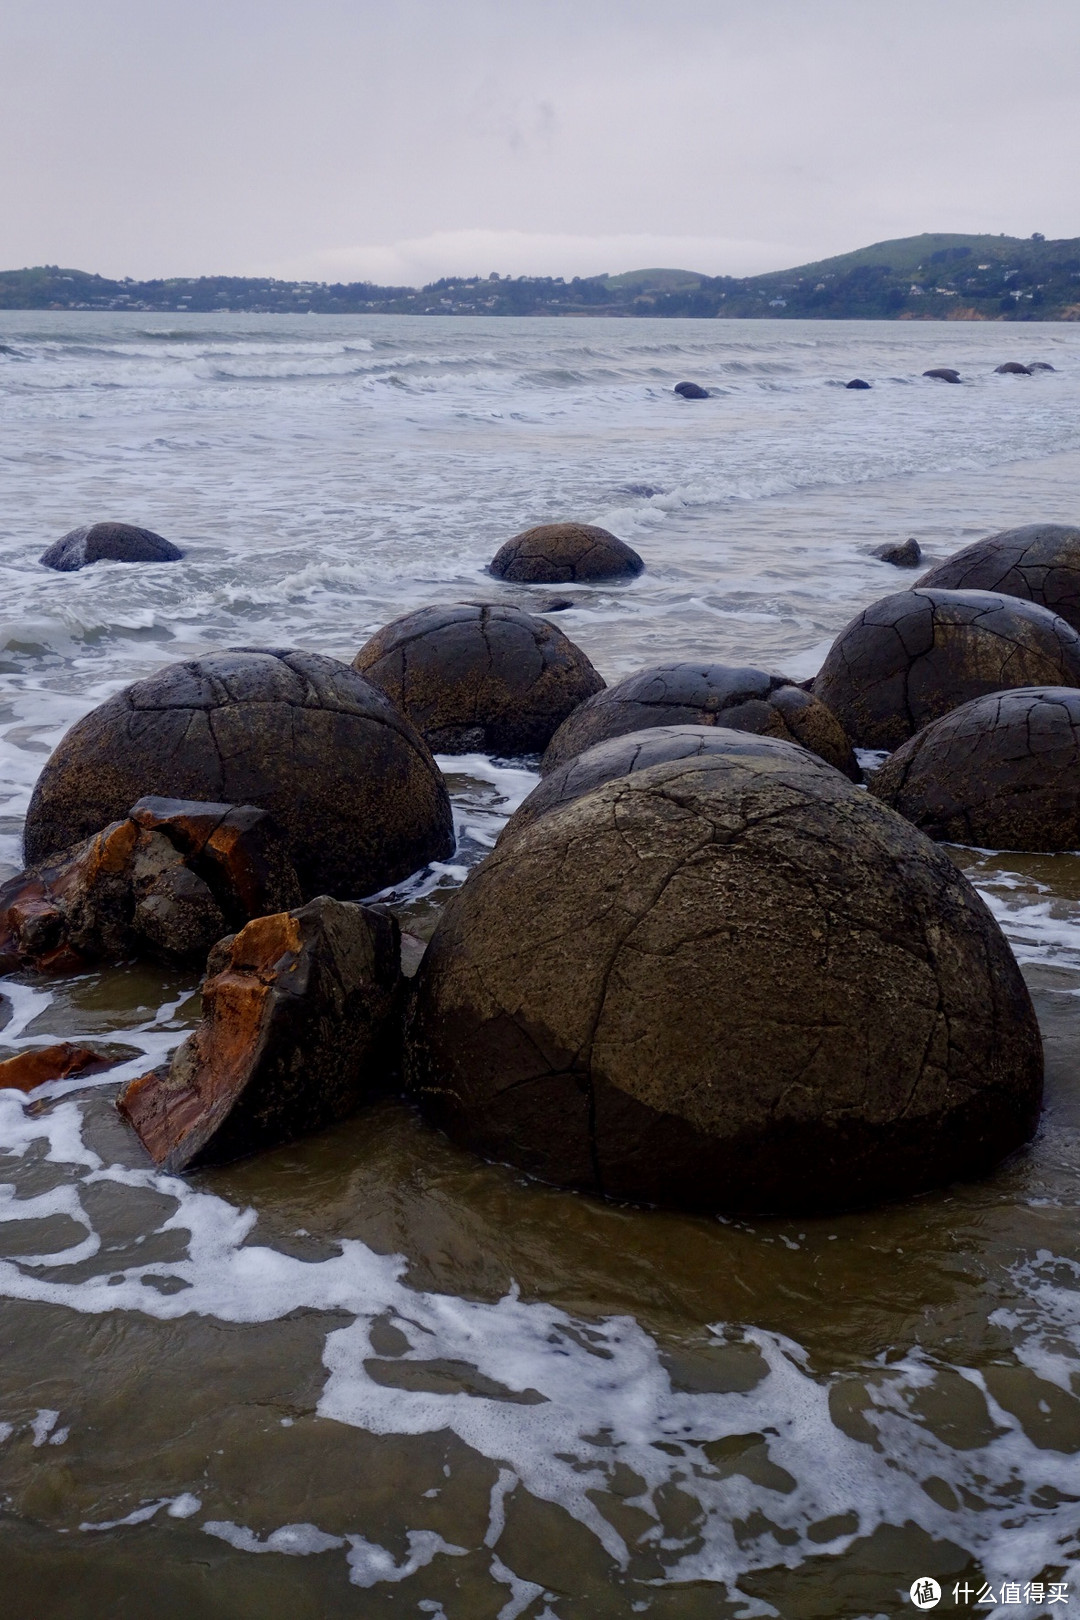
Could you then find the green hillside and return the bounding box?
[1,234,1078,318]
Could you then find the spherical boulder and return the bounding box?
[924,367,961,383]
[40,522,183,572]
[674,381,710,399]
[505,724,831,840]
[24,649,454,900]
[541,662,859,780]
[405,753,1042,1214]
[995,361,1032,375]
[813,588,1080,751]
[917,523,1080,634]
[870,686,1080,849]
[352,602,604,755]
[845,378,872,390]
[489,523,644,584]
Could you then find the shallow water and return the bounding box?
[2,315,1080,1618]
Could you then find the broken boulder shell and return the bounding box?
[23,649,454,900]
[405,753,1042,1214]
[0,798,301,972]
[118,896,401,1172]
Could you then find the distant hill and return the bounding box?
[2,234,1078,319]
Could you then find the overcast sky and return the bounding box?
[3,0,1078,285]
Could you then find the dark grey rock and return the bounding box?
[995,362,1033,375]
[924,368,961,384]
[674,381,710,399]
[813,588,1080,751]
[40,522,183,572]
[489,523,644,584]
[846,378,872,389]
[873,538,922,568]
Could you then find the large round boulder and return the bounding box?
[505,724,831,839]
[541,662,859,779]
[870,686,1080,849]
[917,524,1080,634]
[24,650,454,900]
[405,754,1042,1214]
[40,522,183,572]
[352,602,604,755]
[488,523,644,584]
[813,588,1080,751]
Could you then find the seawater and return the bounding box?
[2,314,1080,1618]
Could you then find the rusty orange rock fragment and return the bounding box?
[0,1043,111,1093]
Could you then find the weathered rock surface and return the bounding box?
[23,649,454,900]
[352,602,604,755]
[405,754,1042,1214]
[873,538,922,568]
[674,381,709,399]
[916,523,1080,634]
[118,896,401,1172]
[813,588,1080,751]
[0,1043,113,1093]
[995,361,1032,375]
[870,686,1080,849]
[40,522,183,572]
[541,662,859,780]
[0,799,302,971]
[924,367,961,383]
[488,523,644,584]
[845,378,871,389]
[505,724,832,839]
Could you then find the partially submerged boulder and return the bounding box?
[0,799,302,972]
[674,381,709,399]
[870,686,1080,849]
[541,662,859,780]
[405,754,1042,1214]
[23,650,454,900]
[813,588,1080,751]
[505,725,833,839]
[0,1043,113,1093]
[352,602,604,755]
[845,378,871,390]
[488,523,644,584]
[917,523,1080,634]
[40,523,183,572]
[924,367,961,384]
[995,362,1032,375]
[118,896,401,1172]
[873,538,922,568]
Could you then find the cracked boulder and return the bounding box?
[488,523,644,584]
[0,798,302,972]
[352,602,605,755]
[541,662,859,780]
[23,649,454,900]
[504,724,838,840]
[118,896,402,1171]
[40,522,183,571]
[917,524,1080,634]
[813,588,1080,752]
[404,753,1042,1214]
[870,686,1080,849]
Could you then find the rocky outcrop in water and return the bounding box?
[40,522,183,571]
[23,650,454,900]
[674,381,709,399]
[916,523,1080,634]
[541,662,859,780]
[845,378,871,390]
[870,686,1080,849]
[873,538,922,568]
[353,602,605,755]
[924,368,961,383]
[813,588,1080,751]
[489,523,644,584]
[118,896,401,1172]
[404,753,1042,1214]
[995,362,1032,375]
[0,1043,113,1093]
[0,798,302,972]
[504,725,830,839]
